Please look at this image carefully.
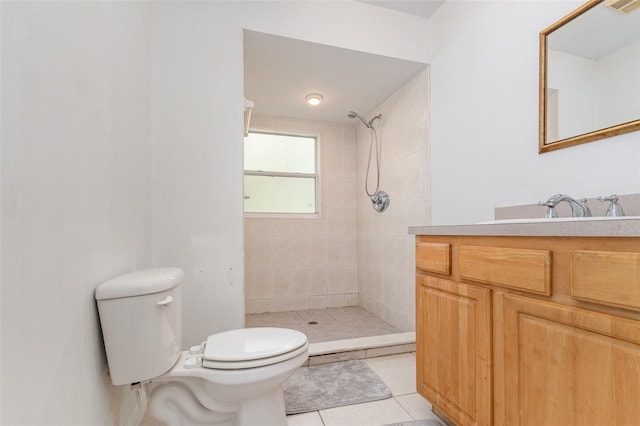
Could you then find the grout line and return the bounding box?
[393,395,418,421]
[317,410,327,426]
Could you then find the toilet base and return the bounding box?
[146,382,288,426]
[144,349,308,426]
[236,384,287,426]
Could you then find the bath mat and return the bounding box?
[283,359,392,414]
[384,419,448,426]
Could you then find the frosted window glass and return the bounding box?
[244,176,316,213]
[244,133,315,173]
[243,132,318,214]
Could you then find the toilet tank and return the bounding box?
[95,268,184,386]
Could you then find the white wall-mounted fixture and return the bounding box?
[244,98,254,137]
[605,0,640,14]
[305,93,323,106]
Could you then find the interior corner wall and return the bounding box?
[245,116,358,314]
[1,2,152,424]
[428,0,640,225]
[151,0,431,347]
[151,2,246,347]
[357,68,430,332]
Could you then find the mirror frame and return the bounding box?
[539,0,640,153]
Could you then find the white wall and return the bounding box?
[151,2,246,348]
[357,68,430,331]
[428,0,640,225]
[1,2,152,424]
[151,0,431,347]
[245,116,358,314]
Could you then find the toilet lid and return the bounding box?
[203,327,307,367]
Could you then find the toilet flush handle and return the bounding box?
[157,296,174,306]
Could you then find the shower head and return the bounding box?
[347,110,369,128]
[347,110,381,129]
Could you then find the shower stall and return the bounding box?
[244,69,429,350]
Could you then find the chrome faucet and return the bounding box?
[538,194,592,218]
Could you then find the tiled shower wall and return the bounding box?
[357,68,430,331]
[245,68,430,327]
[244,116,358,313]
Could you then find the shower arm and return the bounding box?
[367,114,382,128]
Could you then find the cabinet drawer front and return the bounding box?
[416,242,451,275]
[571,250,640,310]
[459,245,551,295]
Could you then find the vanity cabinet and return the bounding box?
[415,235,640,426]
[416,275,492,426]
[498,293,640,426]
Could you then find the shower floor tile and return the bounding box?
[245,307,401,343]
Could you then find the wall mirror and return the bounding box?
[539,0,640,153]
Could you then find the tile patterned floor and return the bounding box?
[246,307,402,343]
[286,353,445,426]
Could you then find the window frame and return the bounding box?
[243,130,320,218]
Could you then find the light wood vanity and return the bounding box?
[410,220,640,426]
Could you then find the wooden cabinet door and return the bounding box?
[416,275,492,426]
[498,294,640,426]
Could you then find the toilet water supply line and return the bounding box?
[131,382,147,426]
[347,111,390,213]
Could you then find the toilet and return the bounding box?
[95,268,308,426]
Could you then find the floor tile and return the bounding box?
[395,393,437,421]
[286,411,325,426]
[364,353,416,396]
[319,398,413,426]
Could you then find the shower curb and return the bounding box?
[305,332,416,366]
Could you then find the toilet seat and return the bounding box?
[202,327,308,370]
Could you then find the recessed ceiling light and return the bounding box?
[305,93,323,106]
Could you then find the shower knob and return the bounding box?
[371,190,390,213]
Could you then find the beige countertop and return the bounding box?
[409,216,640,237]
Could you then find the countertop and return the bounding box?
[408,217,640,237]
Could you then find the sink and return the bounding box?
[478,216,640,225]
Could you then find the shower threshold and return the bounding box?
[245,306,416,366]
[306,331,416,366]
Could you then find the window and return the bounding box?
[244,132,318,214]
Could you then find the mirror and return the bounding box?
[539,0,640,153]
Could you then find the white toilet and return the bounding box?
[95,268,308,426]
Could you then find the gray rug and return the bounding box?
[283,359,392,414]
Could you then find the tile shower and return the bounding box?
[245,68,430,334]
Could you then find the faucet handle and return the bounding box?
[537,200,558,218]
[598,194,618,203]
[538,199,556,207]
[597,195,625,217]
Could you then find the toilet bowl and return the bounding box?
[95,268,308,426]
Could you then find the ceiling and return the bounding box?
[356,0,445,19]
[244,30,428,125]
[243,2,444,126]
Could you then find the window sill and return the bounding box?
[244,212,319,219]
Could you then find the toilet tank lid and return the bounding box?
[95,268,184,300]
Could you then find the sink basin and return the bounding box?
[478,216,640,225]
